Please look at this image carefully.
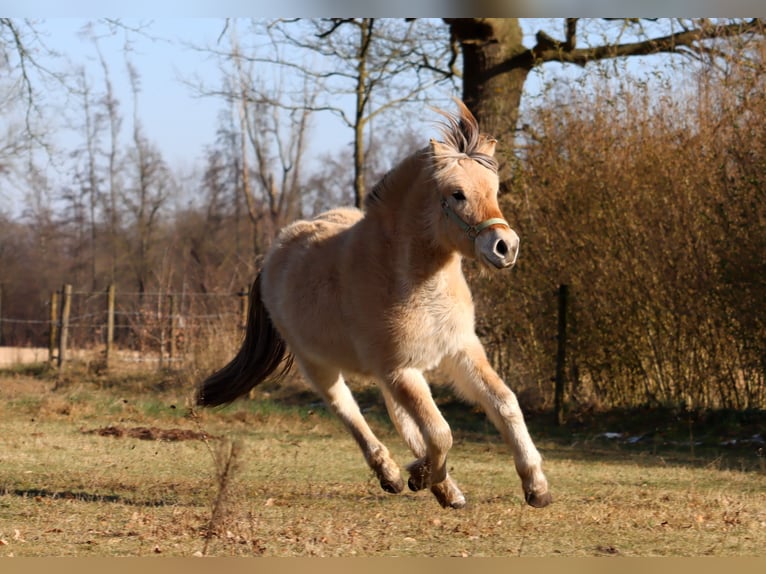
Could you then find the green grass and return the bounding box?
[0,366,764,556]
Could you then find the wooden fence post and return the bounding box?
[105,284,115,368]
[554,284,569,426]
[49,290,59,364]
[239,286,249,330]
[158,295,165,371]
[0,284,3,347]
[57,284,72,368]
[168,293,177,364]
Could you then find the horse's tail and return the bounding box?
[196,273,293,407]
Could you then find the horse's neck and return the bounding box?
[365,150,463,288]
[366,148,428,211]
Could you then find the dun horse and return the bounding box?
[197,101,552,509]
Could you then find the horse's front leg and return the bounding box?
[443,339,552,508]
[383,368,461,505]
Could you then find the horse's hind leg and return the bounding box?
[381,368,466,507]
[297,359,404,494]
[381,388,466,509]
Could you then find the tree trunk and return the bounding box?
[446,18,533,188]
[353,19,373,208]
[447,17,766,190]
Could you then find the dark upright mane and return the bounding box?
[433,100,498,174]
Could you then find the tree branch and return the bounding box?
[530,18,765,67]
[315,18,355,39]
[565,18,577,51]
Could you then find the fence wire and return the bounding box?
[0,286,248,367]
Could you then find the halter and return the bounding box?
[440,198,510,241]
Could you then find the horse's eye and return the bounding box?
[452,190,466,201]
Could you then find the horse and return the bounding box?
[196,100,552,510]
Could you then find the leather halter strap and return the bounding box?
[440,198,510,241]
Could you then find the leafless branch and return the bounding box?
[315,18,355,39]
[565,18,577,51]
[0,18,60,135]
[529,18,765,68]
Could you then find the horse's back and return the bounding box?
[312,207,364,228]
[268,207,362,251]
[260,207,366,370]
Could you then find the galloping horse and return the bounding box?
[196,101,552,509]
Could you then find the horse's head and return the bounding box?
[429,102,520,269]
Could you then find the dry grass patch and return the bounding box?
[0,370,764,556]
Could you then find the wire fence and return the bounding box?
[0,284,249,369]
[2,282,764,411]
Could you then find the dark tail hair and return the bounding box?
[196,273,293,407]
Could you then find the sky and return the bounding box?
[9,19,477,206]
[3,1,762,18]
[18,18,550,167]
[34,19,255,170]
[2,17,711,217]
[29,18,681,154]
[4,18,370,215]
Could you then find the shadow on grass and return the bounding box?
[6,363,763,475]
[4,487,178,507]
[252,381,766,474]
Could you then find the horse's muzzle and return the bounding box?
[477,227,519,269]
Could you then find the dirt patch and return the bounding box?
[82,425,219,441]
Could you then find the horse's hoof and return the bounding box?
[380,476,405,494]
[432,489,466,509]
[407,460,430,491]
[408,475,428,492]
[525,490,553,508]
[430,479,466,509]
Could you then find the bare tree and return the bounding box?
[123,59,175,295]
[233,70,313,244]
[94,34,125,284]
[188,21,319,255]
[444,18,766,187]
[266,18,454,207]
[179,125,249,294]
[64,66,105,290]
[0,19,52,191]
[0,19,50,128]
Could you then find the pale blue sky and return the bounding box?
[4,17,695,217]
[25,19,449,187]
[39,19,242,168]
[3,1,761,18]
[6,18,367,215]
[30,18,543,168]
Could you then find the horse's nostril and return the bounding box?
[495,239,508,256]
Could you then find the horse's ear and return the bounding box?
[430,138,452,158]
[478,137,497,157]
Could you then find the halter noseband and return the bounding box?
[440,198,510,241]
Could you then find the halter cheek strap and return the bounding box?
[440,198,510,241]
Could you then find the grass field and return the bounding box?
[0,364,764,557]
